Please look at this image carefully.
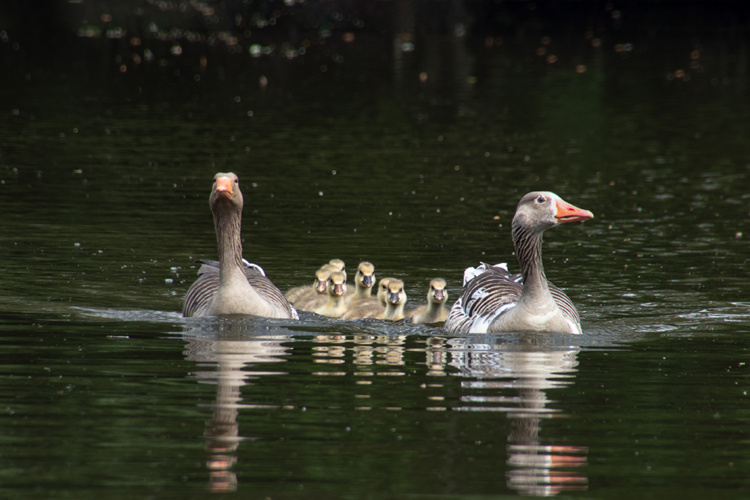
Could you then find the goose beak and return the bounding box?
[316,280,327,293]
[433,288,445,302]
[555,199,593,223]
[333,283,345,296]
[389,292,400,304]
[362,275,373,287]
[215,176,234,198]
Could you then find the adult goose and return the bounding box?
[183,172,298,319]
[408,278,449,324]
[444,191,593,334]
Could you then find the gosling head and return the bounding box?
[355,261,376,288]
[428,278,448,304]
[327,271,347,297]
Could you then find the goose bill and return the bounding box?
[555,199,594,223]
[214,176,234,197]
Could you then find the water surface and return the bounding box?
[1,2,749,498]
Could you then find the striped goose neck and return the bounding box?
[511,218,547,287]
[214,205,244,280]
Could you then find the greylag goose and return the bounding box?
[327,259,346,272]
[408,278,449,324]
[444,191,593,334]
[382,278,407,321]
[319,260,347,282]
[183,172,298,319]
[314,271,349,317]
[338,276,399,320]
[285,267,331,304]
[346,261,376,300]
[286,259,345,307]
[376,277,394,307]
[339,269,383,320]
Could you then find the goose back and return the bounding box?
[446,265,581,333]
[183,259,297,319]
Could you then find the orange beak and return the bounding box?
[215,176,234,199]
[333,283,345,296]
[555,199,594,223]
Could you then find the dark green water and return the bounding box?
[1,2,750,498]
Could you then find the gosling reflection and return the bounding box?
[312,334,406,370]
[182,322,291,493]
[427,335,588,496]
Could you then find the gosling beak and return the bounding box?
[333,283,345,296]
[433,288,445,302]
[362,275,373,287]
[316,280,327,293]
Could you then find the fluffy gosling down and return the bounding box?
[408,278,449,325]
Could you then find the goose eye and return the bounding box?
[536,195,546,204]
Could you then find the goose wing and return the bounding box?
[548,282,580,328]
[445,265,523,333]
[445,264,580,334]
[182,262,220,317]
[183,260,298,319]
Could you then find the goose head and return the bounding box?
[386,279,407,306]
[377,277,394,307]
[328,259,346,272]
[513,191,593,233]
[320,260,347,281]
[428,278,448,304]
[210,172,243,216]
[327,271,347,297]
[355,261,376,289]
[314,268,332,293]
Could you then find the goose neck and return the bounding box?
[512,220,547,292]
[214,208,244,281]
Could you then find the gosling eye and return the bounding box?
[536,195,546,204]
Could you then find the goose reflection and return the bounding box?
[426,334,588,496]
[182,320,291,493]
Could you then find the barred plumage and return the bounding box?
[445,191,592,334]
[183,260,297,319]
[182,172,298,319]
